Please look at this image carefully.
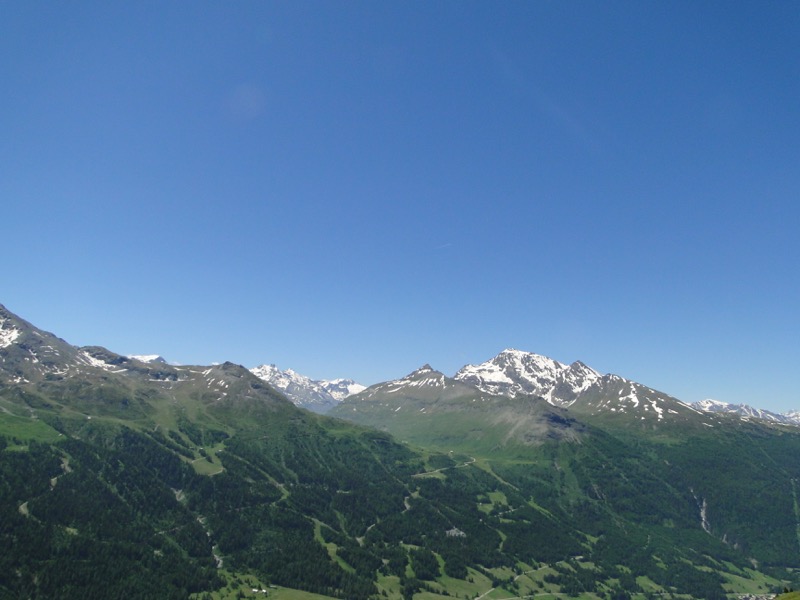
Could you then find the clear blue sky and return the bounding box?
[2,2,799,412]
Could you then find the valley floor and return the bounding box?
[193,560,787,600]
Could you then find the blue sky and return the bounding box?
[2,2,799,411]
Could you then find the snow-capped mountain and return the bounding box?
[367,364,447,393]
[353,364,477,403]
[454,349,800,426]
[693,399,730,413]
[128,354,168,364]
[320,378,366,402]
[454,349,601,406]
[454,349,701,423]
[250,364,363,414]
[332,363,585,446]
[693,399,800,425]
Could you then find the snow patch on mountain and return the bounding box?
[76,350,130,374]
[0,319,21,349]
[620,382,640,407]
[573,372,696,421]
[403,365,447,389]
[78,350,114,370]
[374,365,445,395]
[129,354,168,364]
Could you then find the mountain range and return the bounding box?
[2,302,800,600]
[694,398,800,426]
[260,345,799,427]
[454,348,799,425]
[250,363,364,413]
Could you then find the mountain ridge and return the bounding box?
[693,398,800,426]
[249,363,364,413]
[454,348,798,426]
[4,299,794,425]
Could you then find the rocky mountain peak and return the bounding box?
[454,349,600,406]
[250,363,364,414]
[411,364,436,375]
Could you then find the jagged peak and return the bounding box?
[569,360,600,375]
[220,361,247,371]
[497,347,527,357]
[397,364,448,383]
[695,398,730,410]
[495,348,564,365]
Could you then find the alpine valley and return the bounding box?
[1,304,799,600]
